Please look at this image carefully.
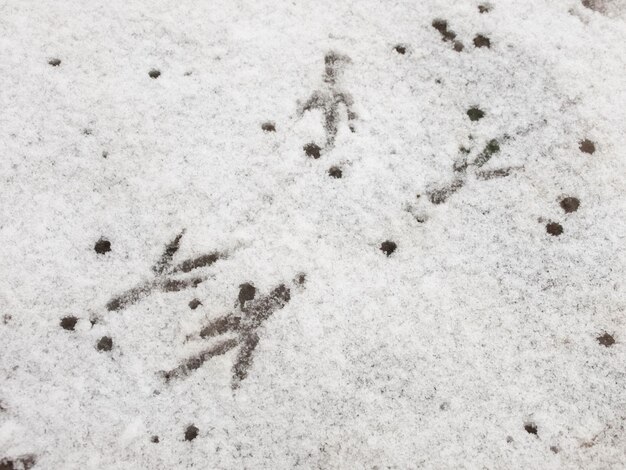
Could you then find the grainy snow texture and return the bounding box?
[1,0,625,468]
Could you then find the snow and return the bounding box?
[1,0,625,468]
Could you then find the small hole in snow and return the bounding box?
[453,41,464,52]
[394,44,407,54]
[48,58,61,66]
[560,197,580,213]
[432,20,454,40]
[328,166,342,178]
[96,336,113,351]
[102,151,108,159]
[95,238,111,254]
[189,299,202,310]
[185,425,199,441]
[597,332,615,347]
[478,4,492,13]
[262,122,276,132]
[60,316,78,331]
[380,240,397,257]
[550,446,559,454]
[467,107,485,121]
[304,143,322,159]
[474,35,491,48]
[149,69,161,79]
[238,283,256,309]
[546,222,563,236]
[579,139,595,154]
[151,435,160,443]
[524,423,538,435]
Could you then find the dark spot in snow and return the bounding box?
[394,44,407,54]
[261,122,276,132]
[102,151,108,159]
[295,273,307,285]
[597,332,615,347]
[467,107,485,121]
[149,69,161,79]
[304,143,322,159]
[151,435,160,443]
[582,0,605,12]
[48,58,61,66]
[380,240,397,257]
[506,436,514,443]
[432,19,456,41]
[550,445,559,454]
[94,238,111,254]
[0,455,36,470]
[83,128,93,136]
[238,283,256,309]
[189,299,202,310]
[328,166,342,178]
[560,197,580,213]
[432,20,464,51]
[478,4,492,13]
[439,402,449,411]
[546,222,563,236]
[96,336,113,351]
[524,423,538,435]
[474,35,491,48]
[60,316,78,331]
[185,425,199,441]
[579,139,595,154]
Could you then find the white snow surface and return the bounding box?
[1,0,625,468]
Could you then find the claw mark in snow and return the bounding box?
[163,280,300,390]
[427,138,521,204]
[298,52,357,151]
[106,230,225,311]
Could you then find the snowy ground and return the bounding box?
[1,0,625,468]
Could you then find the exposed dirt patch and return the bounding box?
[60,316,78,331]
[380,240,397,256]
[560,197,580,213]
[597,333,615,347]
[524,423,538,435]
[473,35,491,48]
[95,238,111,254]
[546,222,563,236]
[184,425,199,441]
[579,139,596,154]
[97,336,113,351]
[304,143,322,159]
